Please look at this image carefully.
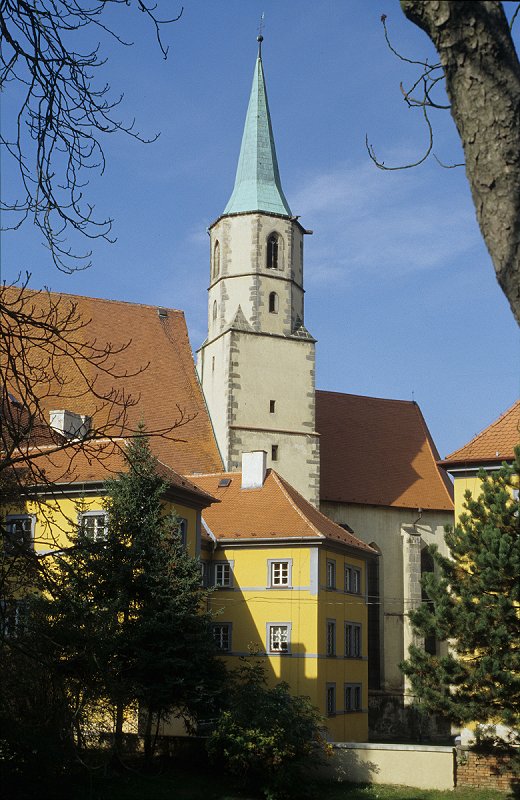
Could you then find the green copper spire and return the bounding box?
[223,38,292,217]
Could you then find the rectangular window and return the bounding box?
[177,517,187,545]
[269,400,276,413]
[212,623,232,652]
[267,623,290,654]
[80,511,107,542]
[0,600,27,637]
[326,683,336,716]
[345,564,361,594]
[4,516,34,553]
[201,561,208,587]
[326,559,336,589]
[271,444,278,461]
[345,683,362,712]
[214,562,232,587]
[269,559,291,587]
[326,620,336,656]
[345,622,362,657]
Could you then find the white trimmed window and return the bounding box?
[267,623,290,654]
[326,558,336,589]
[345,683,362,712]
[80,511,108,542]
[200,561,208,587]
[268,559,291,587]
[326,683,336,716]
[214,562,232,588]
[345,622,362,658]
[0,599,27,637]
[4,515,34,553]
[345,564,361,594]
[326,619,336,656]
[177,517,187,545]
[212,623,231,652]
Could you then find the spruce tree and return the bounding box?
[401,448,520,728]
[40,424,225,758]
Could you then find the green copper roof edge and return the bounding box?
[223,53,292,217]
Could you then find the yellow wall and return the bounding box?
[203,542,369,741]
[3,493,201,558]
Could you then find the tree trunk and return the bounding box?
[401,1,520,324]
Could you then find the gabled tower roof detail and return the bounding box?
[223,38,292,217]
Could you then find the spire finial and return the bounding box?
[257,12,264,57]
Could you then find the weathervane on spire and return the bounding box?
[257,12,265,56]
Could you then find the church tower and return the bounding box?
[197,38,320,506]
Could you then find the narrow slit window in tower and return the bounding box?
[269,292,278,314]
[271,444,278,461]
[212,300,218,323]
[267,233,279,269]
[213,240,220,279]
[269,400,276,413]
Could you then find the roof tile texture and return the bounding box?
[442,400,520,466]
[316,390,453,510]
[5,289,222,476]
[191,470,375,554]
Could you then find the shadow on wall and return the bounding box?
[368,693,451,743]
[316,748,380,784]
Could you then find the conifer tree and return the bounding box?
[40,424,225,758]
[401,449,520,728]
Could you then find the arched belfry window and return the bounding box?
[213,240,220,279]
[268,292,278,314]
[266,233,279,269]
[212,300,218,323]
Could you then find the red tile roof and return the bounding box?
[316,390,453,511]
[3,288,223,476]
[441,400,520,468]
[23,439,216,505]
[191,470,376,554]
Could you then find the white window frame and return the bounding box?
[79,510,108,542]
[326,619,336,656]
[345,683,362,712]
[266,622,291,654]
[212,622,232,652]
[0,599,27,637]
[345,564,361,594]
[267,558,292,588]
[4,515,35,553]
[326,558,336,589]
[326,683,336,716]
[345,621,362,658]
[214,561,233,588]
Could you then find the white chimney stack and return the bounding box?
[50,410,91,440]
[241,450,267,490]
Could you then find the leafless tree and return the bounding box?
[368,2,520,324]
[1,1,182,273]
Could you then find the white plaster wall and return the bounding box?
[323,743,455,790]
[320,503,453,693]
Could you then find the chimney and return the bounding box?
[50,410,91,440]
[241,450,267,490]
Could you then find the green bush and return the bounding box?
[207,658,329,799]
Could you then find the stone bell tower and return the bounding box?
[196,37,319,506]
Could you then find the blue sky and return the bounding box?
[2,0,518,459]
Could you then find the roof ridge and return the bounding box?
[15,287,185,314]
[316,389,415,406]
[270,471,324,539]
[444,399,520,461]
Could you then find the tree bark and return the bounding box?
[401,1,520,324]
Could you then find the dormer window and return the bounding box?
[268,292,278,314]
[266,233,279,269]
[213,240,220,279]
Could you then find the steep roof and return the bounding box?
[316,390,453,511]
[23,439,217,506]
[191,469,376,554]
[223,43,292,217]
[3,288,223,476]
[440,399,520,468]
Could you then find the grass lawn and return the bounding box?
[54,766,513,800]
